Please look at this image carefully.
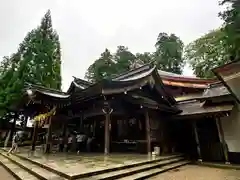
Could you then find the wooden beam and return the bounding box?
[144,110,151,156]
[216,117,230,164]
[192,121,202,162]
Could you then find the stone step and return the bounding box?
[120,160,190,180]
[0,154,38,180]
[0,152,66,180]
[81,157,185,180]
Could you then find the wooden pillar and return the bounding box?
[45,117,52,153]
[216,117,230,164]
[104,113,110,155]
[31,121,39,151]
[102,105,113,155]
[93,120,96,136]
[192,121,202,162]
[144,110,151,156]
[61,120,67,146]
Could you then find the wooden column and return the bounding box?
[93,120,96,136]
[192,121,202,162]
[45,117,52,153]
[62,120,67,146]
[104,113,110,155]
[31,121,39,151]
[144,110,151,156]
[216,117,230,164]
[102,105,113,155]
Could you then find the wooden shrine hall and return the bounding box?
[17,61,240,164]
[22,64,181,155]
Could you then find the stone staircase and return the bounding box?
[0,150,189,180]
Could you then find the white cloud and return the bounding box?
[0,0,223,91]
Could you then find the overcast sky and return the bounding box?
[0,0,223,91]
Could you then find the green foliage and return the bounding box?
[85,49,115,82]
[135,52,154,64]
[0,10,62,116]
[184,1,240,78]
[114,46,137,74]
[85,46,138,82]
[85,33,184,82]
[154,33,184,74]
[184,29,230,78]
[219,0,240,60]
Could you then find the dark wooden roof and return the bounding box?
[24,84,71,107]
[71,64,177,108]
[23,64,180,114]
[201,82,230,99]
[176,100,233,116]
[67,77,92,93]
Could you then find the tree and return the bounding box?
[0,10,62,116]
[85,46,138,82]
[219,0,240,60]
[25,10,62,89]
[185,28,230,78]
[135,52,154,64]
[154,33,184,74]
[85,49,115,82]
[114,46,137,74]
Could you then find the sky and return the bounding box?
[0,0,223,92]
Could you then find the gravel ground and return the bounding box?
[0,166,16,180]
[150,165,240,180]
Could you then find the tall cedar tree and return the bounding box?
[0,10,62,116]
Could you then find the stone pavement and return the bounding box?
[150,165,240,180]
[0,165,16,180]
[8,147,176,176]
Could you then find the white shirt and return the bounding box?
[68,137,72,144]
[76,134,85,142]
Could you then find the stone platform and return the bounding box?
[0,147,188,179]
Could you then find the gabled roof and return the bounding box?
[67,76,92,93]
[24,84,71,107]
[72,64,177,107]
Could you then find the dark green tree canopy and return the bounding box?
[154,32,184,74]
[85,48,115,82]
[85,32,184,82]
[85,46,138,82]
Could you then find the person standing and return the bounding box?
[7,133,20,155]
[76,132,86,154]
